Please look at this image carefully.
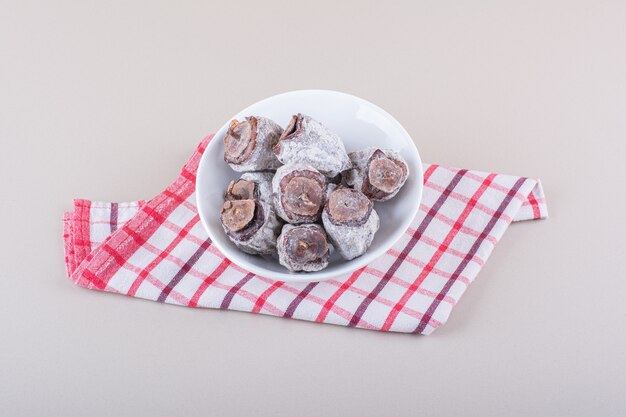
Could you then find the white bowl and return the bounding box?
[196,90,423,283]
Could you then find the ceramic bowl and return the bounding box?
[196,90,423,282]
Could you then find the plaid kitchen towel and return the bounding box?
[63,135,547,334]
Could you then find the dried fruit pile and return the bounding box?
[220,114,409,272]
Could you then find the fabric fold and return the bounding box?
[63,135,547,334]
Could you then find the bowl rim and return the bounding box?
[196,89,423,282]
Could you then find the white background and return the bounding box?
[1,1,625,416]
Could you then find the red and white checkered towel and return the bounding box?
[63,135,547,334]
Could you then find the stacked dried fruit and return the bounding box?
[220,113,409,272]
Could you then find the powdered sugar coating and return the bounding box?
[272,163,327,224]
[277,223,330,272]
[343,148,372,191]
[344,147,409,201]
[222,172,282,255]
[322,205,380,260]
[227,116,283,172]
[325,183,338,200]
[274,114,352,177]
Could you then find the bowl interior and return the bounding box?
[196,90,423,282]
